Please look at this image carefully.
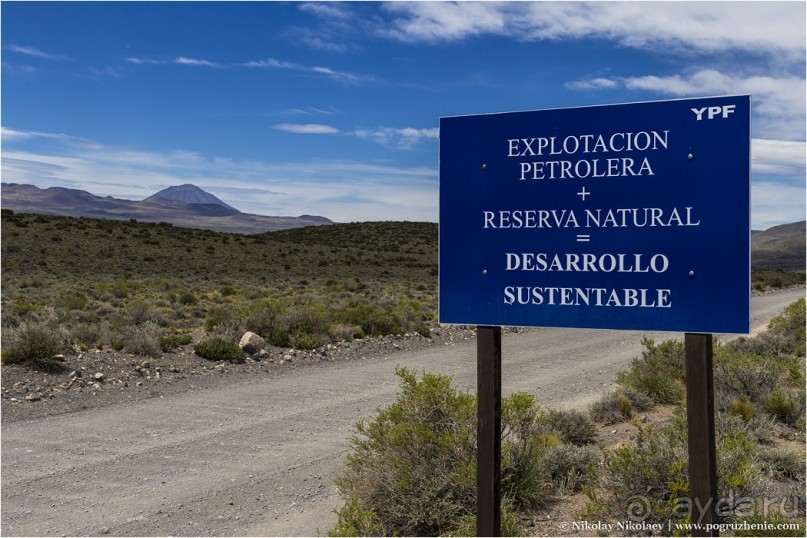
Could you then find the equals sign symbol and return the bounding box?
[576,234,591,242]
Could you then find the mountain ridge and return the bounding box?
[0,183,333,234]
[751,220,805,271]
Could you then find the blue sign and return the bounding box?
[439,96,750,333]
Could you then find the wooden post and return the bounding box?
[477,325,502,537]
[685,333,718,537]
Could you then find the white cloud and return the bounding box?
[566,77,619,91]
[125,57,164,65]
[243,58,298,69]
[381,1,511,42]
[272,123,340,134]
[243,57,372,85]
[1,127,74,141]
[5,44,70,61]
[751,181,806,230]
[752,139,806,177]
[569,69,806,140]
[381,1,805,58]
[1,137,438,222]
[352,126,439,149]
[174,57,221,68]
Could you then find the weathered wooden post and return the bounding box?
[477,326,502,537]
[685,333,719,536]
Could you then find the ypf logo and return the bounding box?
[691,104,736,120]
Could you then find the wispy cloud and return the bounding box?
[1,126,74,141]
[125,57,164,65]
[5,44,70,61]
[1,134,438,222]
[752,139,806,177]
[243,57,372,85]
[174,57,222,68]
[289,2,364,52]
[125,56,222,68]
[127,54,371,84]
[272,123,340,134]
[278,106,342,116]
[379,2,805,58]
[352,126,439,150]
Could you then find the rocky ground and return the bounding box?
[1,325,527,423]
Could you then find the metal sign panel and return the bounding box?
[439,96,750,333]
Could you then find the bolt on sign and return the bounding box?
[439,96,750,334]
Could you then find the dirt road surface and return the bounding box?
[2,289,803,537]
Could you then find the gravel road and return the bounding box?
[1,289,803,537]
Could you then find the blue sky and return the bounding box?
[2,1,805,229]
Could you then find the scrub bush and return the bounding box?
[542,408,598,446]
[158,332,193,351]
[590,390,634,424]
[331,369,583,536]
[1,320,64,371]
[616,337,685,405]
[121,322,161,358]
[193,337,244,362]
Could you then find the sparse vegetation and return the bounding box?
[1,319,64,371]
[330,368,603,536]
[1,213,438,359]
[586,298,806,532]
[193,337,244,362]
[333,299,806,536]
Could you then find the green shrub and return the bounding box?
[716,412,775,445]
[734,511,804,537]
[728,298,806,359]
[193,337,244,362]
[715,348,782,405]
[291,330,322,350]
[763,388,804,426]
[717,430,762,500]
[450,505,524,537]
[542,443,601,493]
[58,291,88,311]
[729,396,756,420]
[284,303,330,349]
[760,449,806,482]
[327,494,383,537]
[121,300,162,326]
[177,291,199,305]
[599,416,690,527]
[121,322,161,357]
[237,298,287,346]
[204,305,233,332]
[542,408,598,445]
[340,303,403,338]
[331,369,561,536]
[219,285,237,297]
[616,338,685,404]
[590,391,633,424]
[767,297,806,357]
[158,332,193,352]
[599,410,770,528]
[333,368,477,536]
[1,321,64,371]
[69,321,107,350]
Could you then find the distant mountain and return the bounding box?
[145,184,238,211]
[751,221,805,271]
[0,183,333,234]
